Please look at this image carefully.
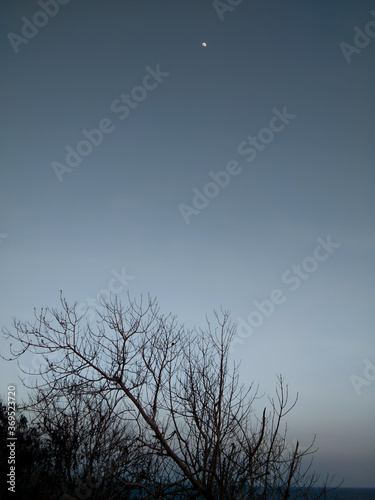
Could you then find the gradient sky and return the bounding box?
[1,0,374,488]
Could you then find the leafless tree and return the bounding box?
[2,293,340,499]
[25,383,161,498]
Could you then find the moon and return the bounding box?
[202,42,207,47]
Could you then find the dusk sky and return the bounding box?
[1,0,374,488]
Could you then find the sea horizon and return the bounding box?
[305,487,375,499]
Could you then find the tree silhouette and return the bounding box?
[2,293,340,499]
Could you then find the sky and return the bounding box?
[1,0,374,489]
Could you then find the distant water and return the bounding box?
[307,488,375,499]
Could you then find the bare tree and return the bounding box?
[24,381,168,499]
[2,293,340,499]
